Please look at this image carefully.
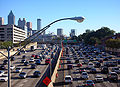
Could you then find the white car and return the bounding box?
[0,71,4,76]
[64,75,73,83]
[88,62,94,68]
[16,67,22,73]
[81,72,89,79]
[29,58,34,62]
[95,75,103,82]
[0,75,8,82]
[10,65,15,70]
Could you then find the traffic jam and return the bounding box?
[55,44,120,87]
[0,45,58,87]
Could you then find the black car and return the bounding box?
[24,61,29,66]
[31,64,37,69]
[0,65,6,70]
[95,62,101,68]
[101,66,109,73]
[90,68,97,73]
[33,71,41,77]
[3,60,8,65]
[107,72,118,81]
[11,56,15,61]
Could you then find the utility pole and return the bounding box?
[8,47,11,87]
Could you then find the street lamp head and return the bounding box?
[69,16,85,23]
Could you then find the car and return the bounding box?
[35,55,39,59]
[67,64,73,70]
[29,58,34,62]
[0,65,6,70]
[75,59,79,63]
[11,56,15,61]
[45,58,51,64]
[22,55,26,59]
[0,71,4,76]
[17,52,21,55]
[21,59,26,63]
[35,59,41,65]
[31,64,37,69]
[81,72,89,79]
[31,54,35,58]
[67,60,72,64]
[79,68,86,73]
[3,60,8,65]
[107,72,118,81]
[90,68,97,73]
[10,65,15,70]
[83,80,95,87]
[101,66,109,74]
[16,67,22,73]
[64,75,73,83]
[33,71,41,77]
[19,72,27,78]
[83,59,89,64]
[112,67,120,74]
[95,75,103,82]
[88,62,94,69]
[95,62,101,68]
[0,75,8,82]
[77,63,82,67]
[24,61,29,66]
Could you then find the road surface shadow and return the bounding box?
[53,81,69,86]
[57,68,68,71]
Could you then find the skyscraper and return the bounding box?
[18,18,27,30]
[27,22,32,37]
[57,28,63,36]
[8,10,15,25]
[70,29,76,37]
[0,17,4,25]
[37,19,41,31]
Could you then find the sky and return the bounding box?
[0,0,120,36]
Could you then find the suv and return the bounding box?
[112,67,120,74]
[67,64,73,70]
[107,72,118,81]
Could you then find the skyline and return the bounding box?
[0,0,120,36]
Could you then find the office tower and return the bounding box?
[8,10,15,25]
[0,17,4,25]
[37,19,41,31]
[27,22,32,37]
[18,18,27,30]
[70,29,76,37]
[57,28,63,36]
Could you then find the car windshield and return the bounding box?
[87,81,93,83]
[114,68,119,70]
[65,77,71,80]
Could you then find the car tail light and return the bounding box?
[93,84,95,86]
[86,84,88,86]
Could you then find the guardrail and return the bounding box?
[35,47,62,87]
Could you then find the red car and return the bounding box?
[77,63,82,67]
[45,58,51,64]
[31,54,35,58]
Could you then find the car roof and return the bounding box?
[65,75,72,77]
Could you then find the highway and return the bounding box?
[54,45,120,87]
[0,46,55,87]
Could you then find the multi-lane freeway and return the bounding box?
[54,44,120,87]
[0,45,57,87]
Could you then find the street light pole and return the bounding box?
[8,47,11,87]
